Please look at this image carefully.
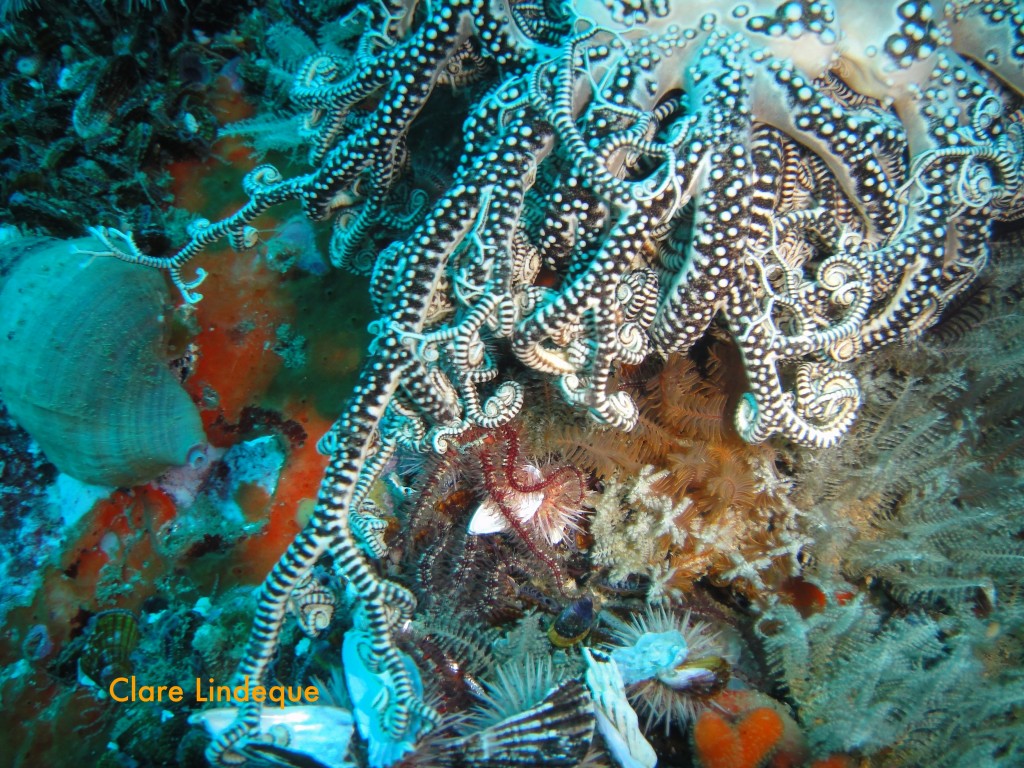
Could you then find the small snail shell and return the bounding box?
[548,597,596,648]
[0,237,206,486]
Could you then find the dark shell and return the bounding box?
[72,54,141,141]
[171,44,214,89]
[548,597,595,648]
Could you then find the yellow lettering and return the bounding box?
[216,685,232,702]
[169,686,183,703]
[109,677,131,702]
[139,685,155,703]
[269,685,286,707]
[304,685,319,703]
[252,686,266,703]
[233,675,250,702]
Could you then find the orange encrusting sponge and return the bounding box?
[233,403,332,579]
[693,707,785,768]
[182,242,291,444]
[56,487,178,617]
[693,689,810,768]
[808,758,856,768]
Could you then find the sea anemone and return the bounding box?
[605,604,734,735]
[460,652,568,732]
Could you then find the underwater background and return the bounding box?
[0,1,1023,767]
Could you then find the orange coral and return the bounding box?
[644,350,730,442]
[548,421,654,477]
[701,445,760,515]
